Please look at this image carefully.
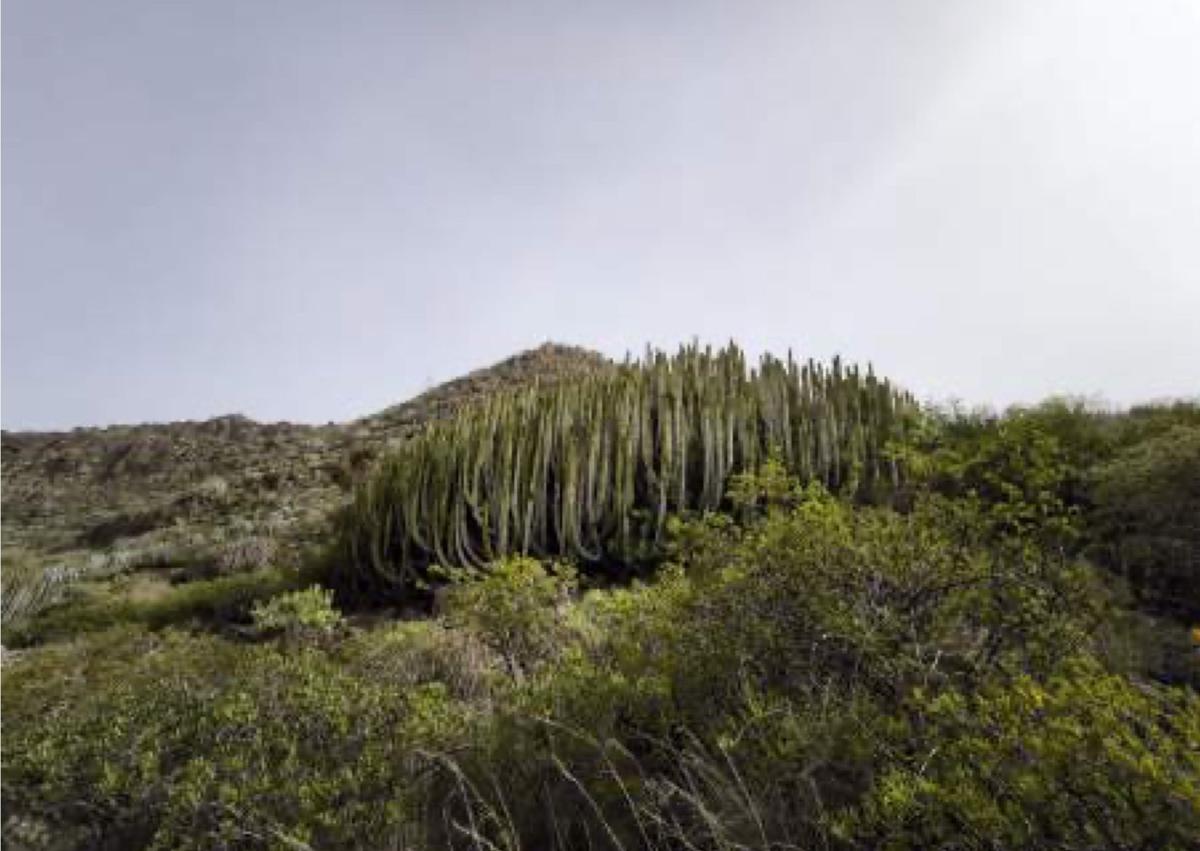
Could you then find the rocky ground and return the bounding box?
[1,344,610,623]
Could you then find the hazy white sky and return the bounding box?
[3,0,1198,430]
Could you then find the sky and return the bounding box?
[3,0,1199,430]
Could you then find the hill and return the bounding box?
[1,343,610,620]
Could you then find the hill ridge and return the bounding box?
[1,343,610,617]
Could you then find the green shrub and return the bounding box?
[1116,400,1200,446]
[1094,605,1199,687]
[846,659,1200,850]
[439,557,577,679]
[5,569,299,647]
[423,469,1120,851]
[903,407,1081,544]
[339,620,499,702]
[659,489,1102,711]
[2,629,473,851]
[251,585,344,637]
[1088,424,1200,620]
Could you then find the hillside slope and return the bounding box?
[1,344,610,617]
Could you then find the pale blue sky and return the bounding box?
[4,0,1199,430]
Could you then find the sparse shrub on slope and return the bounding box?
[217,535,278,575]
[334,343,915,603]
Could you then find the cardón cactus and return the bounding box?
[333,343,916,600]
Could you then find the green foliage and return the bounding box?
[604,480,1103,726]
[725,450,818,516]
[1117,400,1200,446]
[904,406,1080,543]
[338,619,499,702]
[848,659,1200,850]
[334,343,915,602]
[4,568,299,647]
[887,397,1200,627]
[439,557,577,678]
[6,436,1200,851]
[1090,605,1199,689]
[251,585,344,637]
[2,628,472,851]
[1088,424,1200,619]
[434,466,1125,851]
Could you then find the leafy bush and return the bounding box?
[339,620,499,702]
[413,473,1124,851]
[251,585,344,637]
[847,659,1200,849]
[1116,400,1200,447]
[901,407,1080,544]
[1088,425,1200,619]
[438,557,577,679]
[2,629,472,851]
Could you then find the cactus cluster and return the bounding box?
[334,343,916,599]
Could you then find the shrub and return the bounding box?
[906,408,1080,544]
[654,489,1103,713]
[846,659,1200,849]
[5,569,299,647]
[251,585,344,637]
[424,470,1119,851]
[439,557,577,679]
[1088,424,1200,620]
[340,620,499,703]
[2,629,473,851]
